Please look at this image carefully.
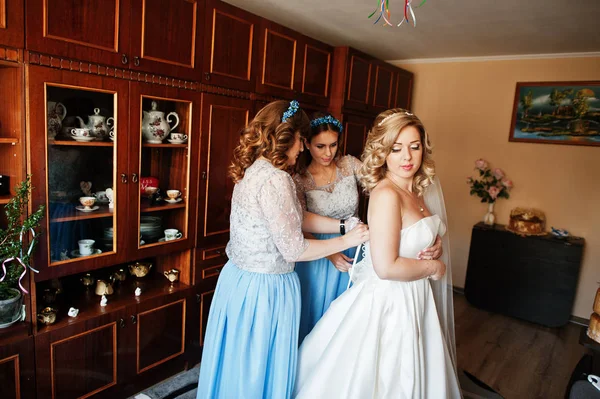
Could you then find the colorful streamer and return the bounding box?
[369,0,427,27]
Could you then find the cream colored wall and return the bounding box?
[395,57,600,319]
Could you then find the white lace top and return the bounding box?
[293,155,361,219]
[225,160,309,274]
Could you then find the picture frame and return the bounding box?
[508,81,600,146]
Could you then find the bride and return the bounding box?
[293,109,462,398]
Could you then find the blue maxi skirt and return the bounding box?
[296,232,356,344]
[196,261,301,399]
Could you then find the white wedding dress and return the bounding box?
[293,215,462,399]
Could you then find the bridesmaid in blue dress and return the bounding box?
[196,101,369,399]
[293,113,363,343]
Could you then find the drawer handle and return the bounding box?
[204,72,211,81]
[121,54,128,65]
[130,315,137,324]
[133,56,140,67]
[119,318,126,328]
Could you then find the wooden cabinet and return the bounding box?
[26,0,132,68]
[26,0,204,78]
[35,288,189,398]
[0,335,35,399]
[197,93,253,249]
[202,0,258,91]
[256,19,333,105]
[342,113,372,220]
[129,0,205,80]
[330,46,413,115]
[27,65,201,281]
[0,0,23,48]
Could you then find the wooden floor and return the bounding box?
[454,293,586,399]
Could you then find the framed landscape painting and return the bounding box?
[509,81,600,147]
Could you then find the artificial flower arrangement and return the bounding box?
[467,159,513,203]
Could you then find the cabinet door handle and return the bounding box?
[121,173,128,184]
[201,171,207,180]
[121,54,128,65]
[130,315,137,324]
[133,56,140,67]
[204,72,210,81]
[132,173,139,183]
[119,318,126,328]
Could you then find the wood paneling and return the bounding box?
[199,289,214,346]
[26,0,131,68]
[198,94,252,248]
[297,38,332,106]
[0,0,24,48]
[130,0,204,79]
[203,0,257,91]
[393,69,413,110]
[345,54,372,112]
[371,62,394,112]
[0,354,19,398]
[0,336,35,399]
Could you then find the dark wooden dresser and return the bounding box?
[465,222,584,327]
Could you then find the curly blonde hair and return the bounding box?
[359,108,434,196]
[229,100,310,183]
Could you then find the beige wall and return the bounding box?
[395,56,600,319]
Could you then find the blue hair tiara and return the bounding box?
[282,100,300,122]
[310,115,343,132]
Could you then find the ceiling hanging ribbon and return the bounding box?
[369,0,424,27]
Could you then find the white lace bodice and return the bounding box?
[351,215,447,283]
[226,160,309,274]
[293,155,361,219]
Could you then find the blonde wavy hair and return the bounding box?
[229,100,310,183]
[359,108,434,196]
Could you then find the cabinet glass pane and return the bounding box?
[138,97,191,247]
[46,85,117,263]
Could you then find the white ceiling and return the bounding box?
[223,0,600,61]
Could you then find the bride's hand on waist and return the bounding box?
[418,235,443,260]
[327,252,353,272]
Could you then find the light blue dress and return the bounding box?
[197,160,309,399]
[293,155,361,344]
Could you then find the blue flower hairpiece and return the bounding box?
[310,115,343,132]
[282,100,300,122]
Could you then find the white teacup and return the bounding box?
[164,229,182,241]
[170,133,188,142]
[78,239,95,255]
[71,128,92,138]
[79,196,96,209]
[166,190,181,200]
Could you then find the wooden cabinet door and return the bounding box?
[127,82,201,260]
[202,0,258,91]
[370,61,395,113]
[256,19,302,99]
[129,0,204,79]
[134,295,187,378]
[197,94,253,248]
[26,0,132,68]
[393,68,414,110]
[35,310,128,399]
[296,36,333,107]
[0,0,24,48]
[0,336,35,399]
[343,113,372,220]
[27,65,130,281]
[344,49,373,113]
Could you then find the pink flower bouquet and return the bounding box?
[467,159,513,203]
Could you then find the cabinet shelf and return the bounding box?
[140,202,186,213]
[0,321,30,345]
[36,274,190,334]
[49,140,114,147]
[0,138,19,145]
[50,205,113,223]
[142,143,187,149]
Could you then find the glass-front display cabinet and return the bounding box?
[28,66,200,280]
[126,84,200,260]
[28,66,130,280]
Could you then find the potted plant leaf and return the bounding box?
[0,176,44,327]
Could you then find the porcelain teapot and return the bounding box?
[129,261,152,278]
[76,108,114,141]
[37,307,58,325]
[141,101,179,143]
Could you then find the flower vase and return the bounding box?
[483,202,495,226]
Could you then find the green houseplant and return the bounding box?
[0,176,44,326]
